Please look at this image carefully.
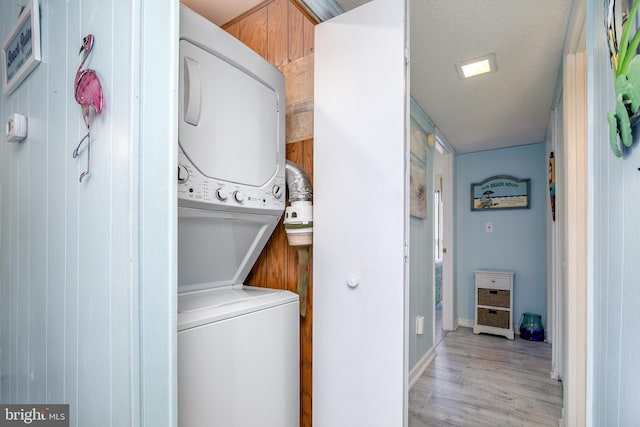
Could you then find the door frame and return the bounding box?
[138,1,178,425]
[557,1,586,424]
[550,90,564,381]
[562,49,587,427]
[434,130,455,331]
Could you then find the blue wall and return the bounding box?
[0,1,177,425]
[408,103,435,371]
[0,2,139,418]
[454,143,547,329]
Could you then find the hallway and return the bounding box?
[408,328,562,426]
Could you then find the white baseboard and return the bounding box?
[408,346,436,390]
[457,318,474,328]
[451,317,459,331]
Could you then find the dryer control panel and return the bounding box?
[177,150,285,215]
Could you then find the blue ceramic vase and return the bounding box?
[519,313,544,341]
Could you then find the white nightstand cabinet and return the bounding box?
[473,270,514,340]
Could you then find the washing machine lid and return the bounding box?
[178,207,280,293]
[178,285,299,331]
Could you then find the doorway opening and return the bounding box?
[434,175,445,345]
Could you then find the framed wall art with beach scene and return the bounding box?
[471,175,530,211]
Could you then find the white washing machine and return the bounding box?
[177,5,299,427]
[178,287,299,427]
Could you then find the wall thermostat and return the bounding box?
[6,113,27,143]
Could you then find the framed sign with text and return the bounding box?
[471,175,530,211]
[2,0,41,95]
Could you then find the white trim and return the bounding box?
[404,3,411,425]
[563,0,586,55]
[408,346,436,390]
[457,318,474,328]
[441,152,455,332]
[563,50,587,427]
[550,97,563,381]
[546,131,554,347]
[138,1,178,425]
[409,97,435,132]
[435,127,455,155]
[433,128,455,333]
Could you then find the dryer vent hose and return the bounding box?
[285,160,313,202]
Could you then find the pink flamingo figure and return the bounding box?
[72,34,103,182]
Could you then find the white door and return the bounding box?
[313,0,409,426]
[435,136,455,332]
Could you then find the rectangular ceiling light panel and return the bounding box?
[456,53,497,79]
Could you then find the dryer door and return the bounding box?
[179,40,280,187]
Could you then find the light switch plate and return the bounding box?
[485,222,494,233]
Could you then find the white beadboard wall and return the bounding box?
[0,1,177,426]
[588,1,640,424]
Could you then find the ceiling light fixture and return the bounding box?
[456,53,497,79]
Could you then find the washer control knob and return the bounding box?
[216,188,228,201]
[177,165,189,184]
[272,184,282,199]
[233,191,245,203]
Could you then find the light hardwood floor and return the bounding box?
[435,303,446,346]
[409,327,563,427]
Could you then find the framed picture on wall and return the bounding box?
[409,119,428,219]
[2,0,41,95]
[471,175,530,210]
[410,159,427,218]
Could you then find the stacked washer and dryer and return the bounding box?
[177,5,300,427]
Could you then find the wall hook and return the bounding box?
[73,131,91,182]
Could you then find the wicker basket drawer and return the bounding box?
[477,307,509,329]
[477,288,510,308]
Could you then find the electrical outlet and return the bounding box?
[416,315,424,335]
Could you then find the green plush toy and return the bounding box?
[608,0,640,157]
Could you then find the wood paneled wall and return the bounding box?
[223,2,315,426]
[223,0,314,65]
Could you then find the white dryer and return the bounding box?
[177,5,299,427]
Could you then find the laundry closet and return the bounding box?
[176,1,317,426]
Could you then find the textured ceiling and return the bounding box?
[183,0,573,154]
[337,0,572,153]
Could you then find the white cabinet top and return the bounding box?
[475,270,514,276]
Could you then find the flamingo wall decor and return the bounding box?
[72,34,103,182]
